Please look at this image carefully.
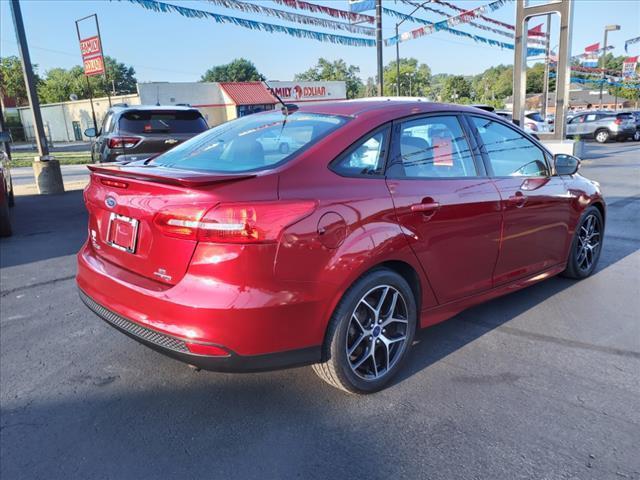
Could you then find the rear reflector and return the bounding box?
[154,201,317,243]
[614,118,622,125]
[185,343,230,357]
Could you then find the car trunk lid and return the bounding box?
[84,164,275,286]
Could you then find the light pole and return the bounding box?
[395,1,430,96]
[599,24,620,109]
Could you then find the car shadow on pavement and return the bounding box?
[0,190,86,268]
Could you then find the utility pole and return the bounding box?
[10,0,64,194]
[375,0,383,96]
[599,25,620,109]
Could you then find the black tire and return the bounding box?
[7,184,14,207]
[0,199,12,237]
[312,269,417,394]
[594,129,610,144]
[279,143,290,154]
[562,206,603,279]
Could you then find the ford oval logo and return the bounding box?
[105,196,117,209]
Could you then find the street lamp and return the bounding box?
[599,24,620,109]
[395,1,430,96]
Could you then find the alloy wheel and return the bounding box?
[346,285,409,380]
[596,130,609,143]
[576,214,601,272]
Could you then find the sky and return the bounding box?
[1,0,638,83]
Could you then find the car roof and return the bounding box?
[110,104,199,113]
[293,99,486,118]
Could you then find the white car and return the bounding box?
[524,111,550,135]
[494,111,541,138]
[256,131,295,154]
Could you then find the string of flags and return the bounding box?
[274,0,374,24]
[205,0,375,36]
[114,0,376,47]
[383,1,545,57]
[397,0,540,44]
[549,72,640,90]
[429,0,545,36]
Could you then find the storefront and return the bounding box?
[137,80,346,127]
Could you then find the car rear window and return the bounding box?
[119,110,209,134]
[151,111,347,173]
[617,113,634,120]
[525,112,544,122]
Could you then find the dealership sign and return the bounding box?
[267,81,347,102]
[79,34,105,76]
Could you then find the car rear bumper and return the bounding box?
[76,241,331,370]
[79,288,320,372]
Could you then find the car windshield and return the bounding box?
[119,110,209,134]
[151,111,347,173]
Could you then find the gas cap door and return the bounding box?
[317,212,347,249]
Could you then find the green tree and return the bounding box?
[0,55,40,106]
[382,58,431,97]
[294,58,364,99]
[38,57,137,103]
[471,64,513,107]
[201,58,264,82]
[441,75,471,102]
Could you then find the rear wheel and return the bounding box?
[562,206,603,279]
[312,269,417,394]
[595,129,610,143]
[633,130,640,142]
[279,143,289,154]
[0,199,12,237]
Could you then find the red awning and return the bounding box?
[219,82,277,106]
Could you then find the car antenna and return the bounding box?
[263,80,298,118]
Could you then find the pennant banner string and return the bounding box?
[205,0,375,36]
[397,1,545,46]
[383,5,545,56]
[271,0,374,24]
[114,0,375,47]
[548,72,640,90]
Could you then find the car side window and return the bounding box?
[392,115,476,178]
[471,116,549,177]
[585,114,598,122]
[331,127,389,177]
[101,113,113,134]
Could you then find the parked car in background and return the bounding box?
[256,131,296,154]
[566,111,636,143]
[86,105,209,163]
[78,100,605,394]
[0,131,15,237]
[524,111,551,135]
[494,110,540,138]
[629,111,640,141]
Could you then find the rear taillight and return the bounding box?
[154,201,317,243]
[108,136,142,149]
[614,118,622,125]
[525,122,538,131]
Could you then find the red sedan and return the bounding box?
[77,100,605,393]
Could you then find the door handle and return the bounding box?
[508,191,527,208]
[410,200,440,213]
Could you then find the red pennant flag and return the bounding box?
[585,42,600,52]
[528,24,543,35]
[625,56,639,62]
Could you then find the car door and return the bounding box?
[386,114,503,304]
[566,114,584,136]
[468,115,573,285]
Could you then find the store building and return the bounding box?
[16,94,139,142]
[137,80,347,127]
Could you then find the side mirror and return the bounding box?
[554,154,580,176]
[84,128,97,138]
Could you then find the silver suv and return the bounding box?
[566,111,636,143]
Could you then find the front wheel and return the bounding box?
[595,129,610,143]
[633,130,640,142]
[312,269,417,394]
[562,206,603,279]
[279,143,290,154]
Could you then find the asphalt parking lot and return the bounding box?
[1,141,639,480]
